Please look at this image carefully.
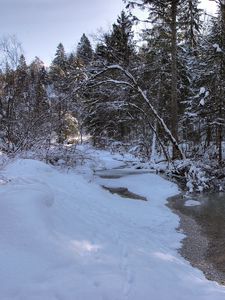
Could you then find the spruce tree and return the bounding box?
[0,64,16,150]
[179,0,202,52]
[49,43,69,143]
[124,0,182,158]
[66,53,87,143]
[29,57,49,132]
[76,34,93,65]
[96,11,134,67]
[85,11,136,144]
[194,8,225,164]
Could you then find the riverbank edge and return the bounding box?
[167,194,225,286]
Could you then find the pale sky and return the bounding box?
[0,0,218,65]
[0,0,124,64]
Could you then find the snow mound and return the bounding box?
[0,157,225,299]
[4,158,53,177]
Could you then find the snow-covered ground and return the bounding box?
[0,150,225,300]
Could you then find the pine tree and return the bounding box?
[84,11,136,145]
[29,57,49,133]
[140,18,173,148]
[49,43,69,143]
[0,64,16,150]
[194,6,225,164]
[49,43,68,90]
[66,53,87,143]
[179,0,202,52]
[124,0,206,159]
[176,0,203,152]
[0,54,32,150]
[96,11,134,67]
[76,34,93,65]
[14,55,31,144]
[124,1,182,158]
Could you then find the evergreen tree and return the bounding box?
[76,34,93,65]
[84,11,136,144]
[66,53,87,143]
[179,0,202,52]
[14,55,31,145]
[0,64,16,150]
[124,0,204,159]
[29,57,49,129]
[49,43,68,90]
[49,43,69,143]
[124,0,181,158]
[139,19,173,147]
[193,8,225,163]
[176,0,203,151]
[96,11,134,67]
[0,54,32,150]
[49,44,88,144]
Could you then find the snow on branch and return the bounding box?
[128,102,171,162]
[86,79,134,89]
[88,64,186,160]
[124,1,144,9]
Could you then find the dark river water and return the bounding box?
[169,192,225,275]
[96,166,225,282]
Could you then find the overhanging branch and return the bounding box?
[88,64,185,160]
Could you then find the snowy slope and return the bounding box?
[0,156,225,300]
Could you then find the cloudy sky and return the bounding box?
[0,0,217,65]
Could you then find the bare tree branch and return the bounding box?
[85,64,186,160]
[0,35,23,70]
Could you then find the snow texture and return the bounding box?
[200,99,205,106]
[199,87,206,95]
[0,153,225,299]
[213,43,222,53]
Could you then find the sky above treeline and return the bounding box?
[0,0,217,65]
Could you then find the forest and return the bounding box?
[0,0,225,192]
[1,1,225,298]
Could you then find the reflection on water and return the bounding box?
[95,168,155,179]
[170,192,225,274]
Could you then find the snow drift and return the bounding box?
[0,157,224,300]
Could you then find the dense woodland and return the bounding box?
[0,0,224,190]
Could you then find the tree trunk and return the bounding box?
[170,0,180,159]
[88,64,186,160]
[150,122,157,163]
[218,1,225,164]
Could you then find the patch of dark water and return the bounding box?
[102,185,147,201]
[168,192,225,285]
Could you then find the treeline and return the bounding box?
[0,0,224,165]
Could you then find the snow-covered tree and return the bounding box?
[97,11,134,67]
[195,7,225,163]
[84,11,136,145]
[76,34,93,65]
[49,43,70,143]
[0,35,23,70]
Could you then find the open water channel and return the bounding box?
[96,166,225,284]
[169,192,225,284]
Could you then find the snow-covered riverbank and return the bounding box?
[0,150,225,299]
